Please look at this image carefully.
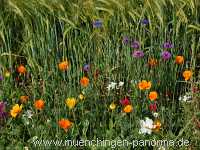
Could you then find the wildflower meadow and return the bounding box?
[0,0,200,149]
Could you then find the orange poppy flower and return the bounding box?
[80,77,89,87]
[138,80,151,90]
[34,99,45,110]
[58,60,69,71]
[149,91,158,101]
[17,65,26,74]
[123,105,133,113]
[183,70,192,81]
[20,96,29,103]
[175,56,184,64]
[148,58,158,67]
[58,119,72,131]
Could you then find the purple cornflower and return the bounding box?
[83,64,90,72]
[0,101,7,119]
[132,50,144,58]
[161,51,172,60]
[131,40,140,49]
[93,20,103,28]
[163,41,173,49]
[141,19,149,25]
[0,76,3,81]
[122,36,129,44]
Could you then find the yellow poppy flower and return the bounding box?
[10,104,23,118]
[109,102,116,110]
[65,98,76,109]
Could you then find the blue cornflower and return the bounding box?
[141,19,149,25]
[83,64,90,72]
[93,20,103,28]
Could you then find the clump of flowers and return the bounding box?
[182,70,192,81]
[34,99,45,110]
[138,80,151,90]
[58,60,69,71]
[120,97,133,113]
[80,77,89,87]
[10,104,23,118]
[58,119,72,132]
[65,98,76,109]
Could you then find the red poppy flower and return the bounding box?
[120,97,130,106]
[149,103,157,112]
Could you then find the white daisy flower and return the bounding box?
[26,110,34,119]
[118,81,124,87]
[153,112,159,118]
[178,92,192,102]
[139,117,154,135]
[107,82,117,91]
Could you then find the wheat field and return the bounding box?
[0,0,200,149]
